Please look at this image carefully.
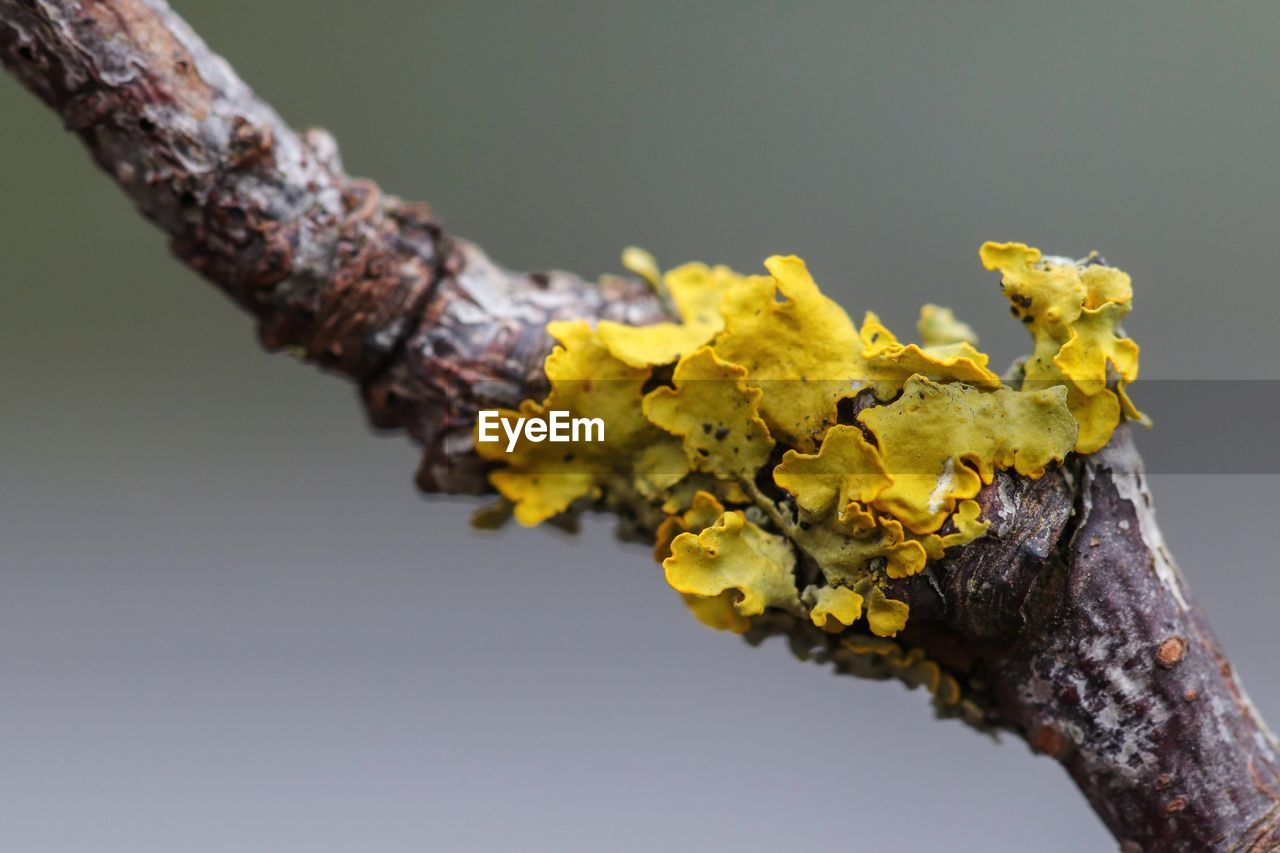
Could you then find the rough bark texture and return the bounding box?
[1002,432,1280,850]
[0,0,665,494]
[893,430,1280,850]
[3,2,1277,849]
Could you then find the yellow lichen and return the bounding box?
[543,320,656,451]
[713,255,867,451]
[914,499,990,560]
[793,511,928,583]
[653,492,759,633]
[859,580,911,638]
[980,241,1146,453]
[633,441,692,503]
[917,304,979,348]
[620,246,662,288]
[859,376,1077,533]
[837,635,963,707]
[476,401,600,526]
[859,311,1001,399]
[1054,302,1140,394]
[663,510,800,617]
[808,585,865,630]
[598,263,747,368]
[482,242,1147,657]
[479,320,680,526]
[643,346,773,480]
[653,490,726,562]
[772,425,891,517]
[681,591,753,634]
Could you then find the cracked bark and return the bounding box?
[2,1,1277,848]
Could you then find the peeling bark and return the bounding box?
[2,2,1277,848]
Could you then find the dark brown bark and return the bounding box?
[0,0,664,494]
[892,430,1280,850]
[3,2,1277,848]
[1006,432,1280,850]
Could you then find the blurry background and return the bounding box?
[2,1,1278,850]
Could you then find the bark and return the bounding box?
[0,0,665,493]
[2,1,1277,848]
[895,430,1280,850]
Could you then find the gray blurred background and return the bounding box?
[2,1,1278,850]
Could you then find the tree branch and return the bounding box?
[3,2,1277,848]
[932,429,1280,849]
[0,0,665,492]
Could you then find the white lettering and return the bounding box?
[477,410,606,453]
[549,409,570,441]
[573,417,604,442]
[477,410,500,443]
[501,416,524,453]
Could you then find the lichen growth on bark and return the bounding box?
[477,242,1145,649]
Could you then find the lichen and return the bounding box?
[860,310,1001,400]
[917,304,979,348]
[643,346,773,480]
[664,510,801,617]
[474,319,684,526]
[711,255,868,451]
[478,243,1146,677]
[598,260,746,368]
[980,241,1147,453]
[773,424,891,516]
[858,377,1077,533]
[807,585,864,630]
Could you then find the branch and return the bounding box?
[0,0,664,492]
[3,2,1277,849]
